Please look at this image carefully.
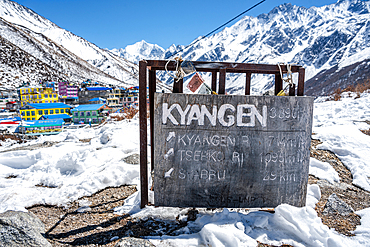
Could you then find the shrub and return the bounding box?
[329,79,370,101]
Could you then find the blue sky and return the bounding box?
[14,0,338,50]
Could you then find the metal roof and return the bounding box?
[22,103,72,110]
[71,104,105,111]
[39,114,72,120]
[88,97,106,102]
[21,119,64,127]
[86,87,112,91]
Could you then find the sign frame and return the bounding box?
[139,60,307,208]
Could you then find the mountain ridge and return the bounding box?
[116,0,370,95]
[1,0,370,95]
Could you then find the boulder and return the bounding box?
[323,193,354,216]
[122,154,140,165]
[115,237,155,247]
[0,210,51,247]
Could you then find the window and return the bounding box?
[53,94,57,98]
[31,111,35,116]
[38,110,42,115]
[92,118,98,123]
[86,111,91,116]
[74,119,79,124]
[44,110,48,115]
[80,112,85,117]
[45,94,48,98]
[61,109,65,113]
[49,94,52,98]
[38,95,41,99]
[55,109,59,114]
[21,111,25,116]
[74,112,78,117]
[92,111,97,116]
[26,111,30,116]
[32,118,35,120]
[50,110,54,114]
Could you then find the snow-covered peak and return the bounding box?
[110,40,165,64]
[0,0,56,33]
[0,0,139,87]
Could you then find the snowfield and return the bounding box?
[1,92,370,246]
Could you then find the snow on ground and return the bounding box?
[312,92,370,191]
[0,92,370,246]
[309,158,340,184]
[0,119,140,212]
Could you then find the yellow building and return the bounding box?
[19,103,72,121]
[17,87,59,107]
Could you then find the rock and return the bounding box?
[186,208,198,221]
[0,210,51,247]
[76,206,91,213]
[323,193,354,216]
[115,237,155,247]
[100,132,110,144]
[123,154,140,165]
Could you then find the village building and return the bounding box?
[19,102,72,121]
[71,104,111,124]
[78,87,112,105]
[58,81,79,105]
[5,101,18,112]
[43,81,58,93]
[18,119,64,136]
[107,88,125,107]
[17,87,59,107]
[0,91,18,110]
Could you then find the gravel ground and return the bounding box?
[18,138,370,246]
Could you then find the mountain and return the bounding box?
[0,0,138,88]
[1,0,370,95]
[110,40,165,65]
[118,0,370,96]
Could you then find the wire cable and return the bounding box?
[165,0,266,59]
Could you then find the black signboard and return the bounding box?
[153,93,314,208]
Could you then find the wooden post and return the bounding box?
[219,68,226,95]
[149,69,156,171]
[211,71,217,92]
[139,60,148,208]
[298,67,305,96]
[275,73,283,95]
[173,78,183,93]
[245,72,251,95]
[289,84,296,96]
